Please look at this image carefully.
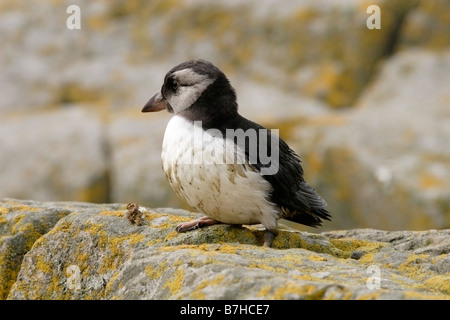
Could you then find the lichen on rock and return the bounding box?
[1,199,449,300]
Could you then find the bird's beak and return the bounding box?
[142,91,166,112]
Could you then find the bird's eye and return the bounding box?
[172,80,179,90]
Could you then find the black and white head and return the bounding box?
[142,59,238,122]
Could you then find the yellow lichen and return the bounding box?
[218,244,239,254]
[0,207,9,214]
[210,274,226,286]
[272,282,324,300]
[303,152,324,178]
[0,245,19,299]
[165,268,185,295]
[248,262,287,274]
[358,253,375,264]
[159,244,211,253]
[271,231,330,252]
[292,274,320,282]
[11,214,25,233]
[257,285,272,297]
[397,254,430,281]
[191,257,219,268]
[329,238,386,259]
[145,262,167,280]
[341,291,355,300]
[163,231,179,241]
[260,117,305,142]
[402,290,449,300]
[154,222,172,230]
[356,290,384,300]
[0,206,69,299]
[107,233,145,246]
[421,276,450,295]
[144,212,165,221]
[167,215,192,224]
[99,211,124,217]
[20,224,45,253]
[98,233,144,274]
[191,274,225,299]
[36,255,52,274]
[104,271,123,294]
[11,205,39,213]
[190,291,206,299]
[58,83,103,104]
[307,114,348,127]
[76,252,91,268]
[420,173,446,189]
[146,239,163,246]
[308,255,328,262]
[87,16,108,31]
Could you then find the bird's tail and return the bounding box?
[282,182,331,227]
[284,207,331,228]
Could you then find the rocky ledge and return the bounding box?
[0,198,449,300]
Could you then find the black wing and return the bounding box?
[225,115,331,227]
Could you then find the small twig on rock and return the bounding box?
[125,203,145,226]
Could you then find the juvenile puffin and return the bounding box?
[142,59,331,247]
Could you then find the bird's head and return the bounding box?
[142,59,238,121]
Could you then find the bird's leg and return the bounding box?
[176,216,221,233]
[263,229,278,247]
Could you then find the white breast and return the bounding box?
[161,115,279,230]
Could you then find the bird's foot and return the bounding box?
[263,229,278,247]
[176,216,221,233]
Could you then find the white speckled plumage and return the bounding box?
[162,115,280,230]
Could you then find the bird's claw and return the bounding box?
[176,222,200,233]
[176,217,220,233]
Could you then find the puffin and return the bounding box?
[142,59,331,247]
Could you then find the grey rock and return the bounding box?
[0,0,418,114]
[290,49,450,231]
[0,198,121,299]
[0,107,109,203]
[0,0,448,233]
[399,0,450,50]
[2,199,449,300]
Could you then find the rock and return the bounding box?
[2,199,449,300]
[0,0,419,115]
[1,0,448,233]
[132,0,418,108]
[0,198,120,299]
[0,107,109,203]
[289,49,450,231]
[400,0,450,50]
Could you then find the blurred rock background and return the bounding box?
[0,0,449,231]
